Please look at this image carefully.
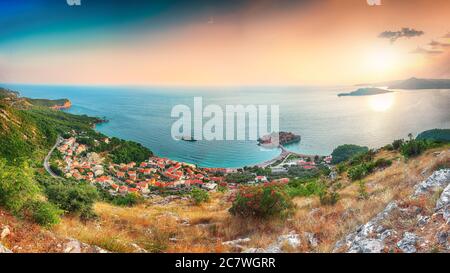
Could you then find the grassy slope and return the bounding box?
[52,146,449,253]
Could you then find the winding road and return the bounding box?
[44,135,63,178]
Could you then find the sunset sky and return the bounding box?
[1,0,449,86]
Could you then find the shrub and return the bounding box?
[190,187,209,205]
[358,180,368,200]
[392,139,404,150]
[26,200,62,227]
[111,193,143,207]
[46,182,99,219]
[336,163,347,174]
[50,163,64,176]
[285,179,324,197]
[331,144,369,164]
[400,139,429,158]
[348,164,369,181]
[374,158,392,168]
[384,144,394,151]
[348,149,375,166]
[319,189,339,205]
[287,166,321,178]
[225,172,255,184]
[229,183,294,218]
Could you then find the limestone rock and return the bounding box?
[435,183,450,223]
[348,239,384,253]
[413,169,450,197]
[397,232,420,253]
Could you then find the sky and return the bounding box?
[0,0,449,86]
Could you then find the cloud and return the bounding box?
[410,46,443,55]
[378,27,424,43]
[429,40,450,48]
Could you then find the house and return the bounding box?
[110,183,119,192]
[255,176,268,183]
[116,171,125,178]
[119,186,128,193]
[273,178,289,184]
[202,183,217,191]
[143,168,155,175]
[137,182,148,190]
[76,144,86,155]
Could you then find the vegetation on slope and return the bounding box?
[416,128,450,142]
[331,144,369,164]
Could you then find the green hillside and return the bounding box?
[0,102,100,162]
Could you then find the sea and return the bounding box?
[3,83,449,168]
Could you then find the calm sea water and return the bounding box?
[3,84,450,167]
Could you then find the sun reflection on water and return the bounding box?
[368,93,396,112]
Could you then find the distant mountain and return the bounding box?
[388,78,450,89]
[338,87,393,97]
[357,78,450,90]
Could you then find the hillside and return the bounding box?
[0,101,101,162]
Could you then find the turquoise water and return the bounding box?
[3,84,450,167]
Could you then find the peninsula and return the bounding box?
[338,87,393,97]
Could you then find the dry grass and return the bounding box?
[50,147,449,253]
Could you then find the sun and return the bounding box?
[368,93,395,112]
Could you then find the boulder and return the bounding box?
[63,239,82,253]
[304,232,318,248]
[348,239,384,253]
[397,232,420,253]
[435,183,450,223]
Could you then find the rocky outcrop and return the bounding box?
[435,183,450,224]
[243,231,301,253]
[333,202,398,253]
[62,238,108,253]
[51,100,72,110]
[333,169,450,253]
[413,169,450,197]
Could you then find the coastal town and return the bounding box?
[53,132,333,198]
